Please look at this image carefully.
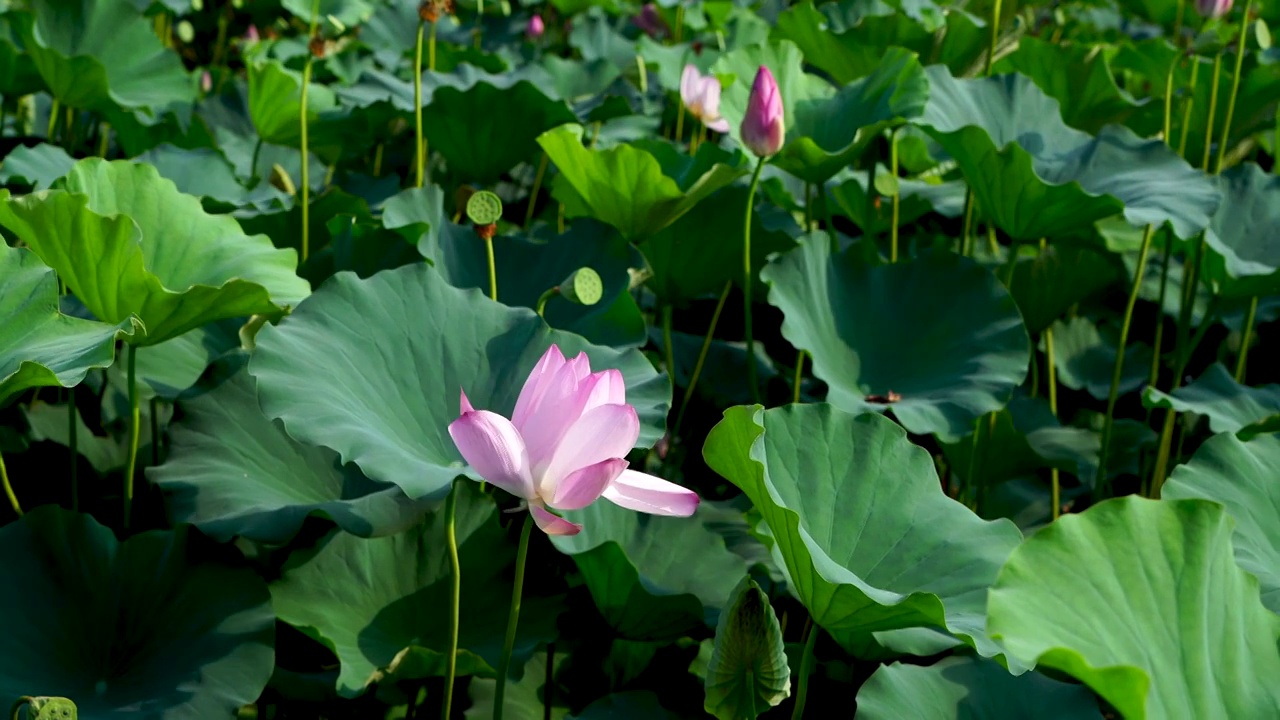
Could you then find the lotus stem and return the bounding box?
[672,280,731,440]
[1200,53,1223,172]
[0,446,20,517]
[1215,0,1255,174]
[742,157,766,405]
[68,392,77,512]
[889,129,900,262]
[803,183,812,231]
[494,513,534,720]
[414,21,426,188]
[535,287,558,317]
[429,20,437,70]
[675,102,685,145]
[959,191,975,256]
[1174,0,1187,39]
[1235,295,1259,380]
[1177,59,1200,157]
[662,305,676,392]
[151,397,160,466]
[123,343,140,529]
[441,484,461,720]
[673,3,684,44]
[525,153,549,229]
[1096,224,1155,491]
[299,0,320,262]
[984,0,1003,77]
[790,617,819,720]
[47,98,58,142]
[1150,238,1173,388]
[485,237,498,301]
[792,351,805,404]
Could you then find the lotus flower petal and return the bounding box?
[541,403,640,494]
[603,469,700,516]
[530,505,582,535]
[448,406,535,500]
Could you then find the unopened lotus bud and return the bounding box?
[740,65,785,158]
[558,267,603,306]
[527,14,545,38]
[1195,0,1232,18]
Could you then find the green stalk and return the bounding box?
[414,20,426,188]
[1235,295,1259,380]
[1214,0,1255,175]
[123,344,140,529]
[441,484,461,720]
[1150,237,1173,388]
[68,390,77,512]
[792,351,806,404]
[494,513,535,720]
[535,287,558,317]
[889,129,900,263]
[525,153,549,229]
[662,305,676,392]
[1046,325,1060,520]
[485,237,498,301]
[150,397,160,466]
[959,192,975,256]
[1177,59,1200,157]
[1096,224,1155,490]
[672,280,731,440]
[742,157,767,404]
[984,0,1003,76]
[1200,53,1223,172]
[790,618,819,720]
[0,446,21,516]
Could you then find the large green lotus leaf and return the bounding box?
[761,236,1030,440]
[1009,244,1122,335]
[150,366,432,544]
[22,0,195,113]
[283,0,375,26]
[131,321,241,400]
[0,13,45,97]
[247,60,346,159]
[424,81,576,185]
[855,655,1104,719]
[703,577,790,720]
[137,144,289,212]
[772,0,984,85]
[1049,317,1153,401]
[1201,163,1280,297]
[641,185,798,306]
[249,264,668,500]
[0,159,309,346]
[539,124,746,241]
[918,67,1220,241]
[0,244,135,407]
[0,144,75,190]
[987,496,1280,720]
[1164,432,1280,612]
[703,404,1025,667]
[0,506,275,718]
[338,64,554,112]
[993,36,1142,133]
[771,47,929,184]
[270,482,560,697]
[1143,363,1280,433]
[550,500,748,641]
[383,187,646,348]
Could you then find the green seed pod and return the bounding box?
[466,190,503,226]
[20,697,77,720]
[559,267,603,306]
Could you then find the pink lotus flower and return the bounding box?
[680,64,730,133]
[1195,0,1231,17]
[245,25,260,42]
[201,71,212,93]
[448,345,699,535]
[633,3,668,38]
[740,65,785,158]
[527,14,545,38]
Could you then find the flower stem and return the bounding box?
[1150,237,1173,388]
[1200,53,1223,172]
[485,237,498,302]
[0,446,21,517]
[672,280,731,440]
[494,513,534,720]
[441,483,461,720]
[792,350,805,404]
[1235,295,1259,381]
[742,156,766,405]
[535,287,558,317]
[790,618,819,720]
[889,129,900,263]
[68,390,77,511]
[984,0,1003,77]
[414,20,426,188]
[525,152,549,229]
[662,305,676,392]
[1096,223,1154,491]
[1215,0,1255,174]
[299,59,315,262]
[123,343,140,529]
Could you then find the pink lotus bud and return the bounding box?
[633,3,668,39]
[680,64,729,133]
[527,14,545,38]
[201,71,212,92]
[245,24,260,42]
[740,65,784,158]
[1195,0,1232,17]
[448,345,700,536]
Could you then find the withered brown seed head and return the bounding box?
[475,223,497,240]
[419,0,453,23]
[308,34,325,58]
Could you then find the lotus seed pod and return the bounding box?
[559,267,603,306]
[466,190,504,226]
[25,697,77,720]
